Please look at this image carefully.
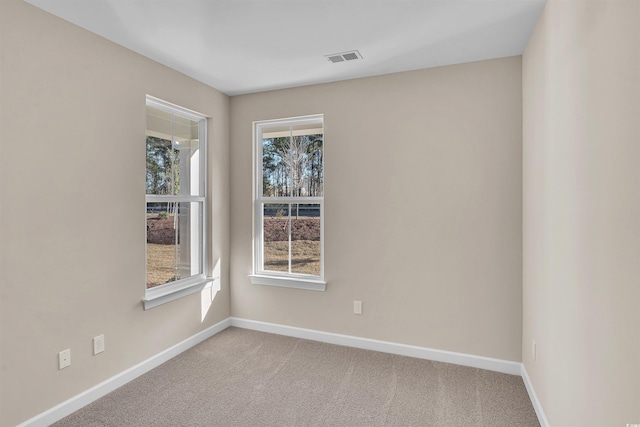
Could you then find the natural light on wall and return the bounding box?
[201,258,221,322]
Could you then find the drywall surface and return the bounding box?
[230,57,523,362]
[0,1,230,425]
[523,0,640,425]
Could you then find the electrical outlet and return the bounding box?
[532,340,536,361]
[59,349,71,369]
[353,301,362,315]
[93,335,105,355]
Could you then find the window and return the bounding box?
[250,115,325,291]
[143,96,209,309]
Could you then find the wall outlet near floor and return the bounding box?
[93,334,105,355]
[59,349,71,369]
[532,339,536,361]
[353,300,362,315]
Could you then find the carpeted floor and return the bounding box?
[54,327,540,426]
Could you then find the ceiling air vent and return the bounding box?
[325,50,362,63]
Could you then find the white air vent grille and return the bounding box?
[325,50,362,63]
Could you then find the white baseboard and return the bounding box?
[229,317,522,376]
[20,316,547,427]
[18,317,232,427]
[521,364,550,427]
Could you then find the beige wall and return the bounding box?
[523,0,640,425]
[11,0,637,424]
[230,57,523,362]
[0,1,230,425]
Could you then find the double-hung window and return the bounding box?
[144,96,208,309]
[250,115,325,291]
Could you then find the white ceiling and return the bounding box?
[25,0,546,96]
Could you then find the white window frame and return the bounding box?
[143,96,212,309]
[249,114,326,291]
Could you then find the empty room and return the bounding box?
[0,0,638,426]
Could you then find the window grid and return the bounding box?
[144,96,208,306]
[253,115,325,285]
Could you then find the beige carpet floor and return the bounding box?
[54,327,540,426]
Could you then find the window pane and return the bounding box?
[261,122,323,198]
[146,201,202,288]
[262,135,290,197]
[290,204,321,275]
[146,135,177,195]
[291,123,323,198]
[263,203,289,273]
[146,106,200,196]
[304,133,323,197]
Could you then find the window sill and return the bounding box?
[143,276,217,310]
[249,274,326,291]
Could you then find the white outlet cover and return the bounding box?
[93,335,105,355]
[59,349,71,369]
[532,340,536,361]
[354,301,362,315]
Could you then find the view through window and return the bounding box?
[145,98,206,289]
[255,115,324,281]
